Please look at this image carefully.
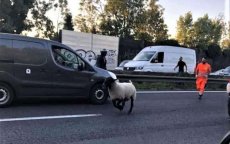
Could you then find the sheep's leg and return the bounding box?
[112,99,123,111]
[122,100,126,109]
[116,99,125,111]
[112,99,120,110]
[128,96,134,114]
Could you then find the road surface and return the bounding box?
[0,91,229,144]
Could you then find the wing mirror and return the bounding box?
[73,63,84,71]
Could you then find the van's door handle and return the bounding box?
[161,65,164,67]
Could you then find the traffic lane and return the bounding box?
[0,92,227,118]
[0,92,229,144]
[0,97,108,118]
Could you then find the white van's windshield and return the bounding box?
[133,51,156,61]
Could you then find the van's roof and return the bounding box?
[142,46,195,53]
[0,33,61,45]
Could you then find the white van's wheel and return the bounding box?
[90,84,108,105]
[0,83,14,107]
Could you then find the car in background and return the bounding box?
[115,60,130,71]
[219,66,230,76]
[210,69,224,76]
[210,66,230,76]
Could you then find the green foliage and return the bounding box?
[135,0,168,41]
[207,43,221,59]
[30,0,69,38]
[192,15,223,49]
[99,0,146,38]
[99,0,168,41]
[0,0,35,34]
[176,12,193,47]
[176,13,224,49]
[74,0,102,33]
[223,48,230,57]
[155,39,180,46]
[31,0,55,38]
[221,39,230,48]
[63,13,74,30]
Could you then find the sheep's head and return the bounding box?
[103,77,116,89]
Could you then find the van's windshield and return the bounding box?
[133,51,156,61]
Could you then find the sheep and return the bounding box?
[103,77,136,114]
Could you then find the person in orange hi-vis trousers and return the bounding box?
[195,58,211,100]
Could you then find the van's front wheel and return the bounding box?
[0,83,14,107]
[90,84,108,105]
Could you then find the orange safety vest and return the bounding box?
[195,63,211,78]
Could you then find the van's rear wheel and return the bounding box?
[90,84,108,105]
[0,83,14,107]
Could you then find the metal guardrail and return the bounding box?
[116,74,229,84]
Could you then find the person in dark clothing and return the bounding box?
[96,49,107,70]
[174,57,187,75]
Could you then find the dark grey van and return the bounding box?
[0,33,114,107]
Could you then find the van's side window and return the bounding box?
[13,40,47,65]
[52,46,85,70]
[151,52,164,63]
[157,52,164,63]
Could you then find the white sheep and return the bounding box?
[103,77,136,114]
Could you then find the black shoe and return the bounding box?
[198,94,203,100]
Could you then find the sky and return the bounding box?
[157,0,226,38]
[50,0,229,38]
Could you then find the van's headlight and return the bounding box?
[108,71,117,79]
[136,67,143,70]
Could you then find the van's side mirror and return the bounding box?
[73,64,79,70]
[73,63,84,71]
[78,63,84,71]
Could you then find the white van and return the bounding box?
[123,46,196,74]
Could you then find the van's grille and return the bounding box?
[124,67,135,71]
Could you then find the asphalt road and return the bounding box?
[0,91,229,144]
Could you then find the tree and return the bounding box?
[192,14,223,49]
[176,12,193,47]
[30,0,55,38]
[100,0,146,38]
[100,0,168,42]
[30,0,69,38]
[135,0,168,41]
[221,22,230,48]
[63,13,74,30]
[74,0,102,33]
[207,43,221,59]
[155,39,180,46]
[0,0,35,34]
[221,39,230,48]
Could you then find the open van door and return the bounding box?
[145,52,166,72]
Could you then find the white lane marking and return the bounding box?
[0,114,102,122]
[137,91,226,94]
